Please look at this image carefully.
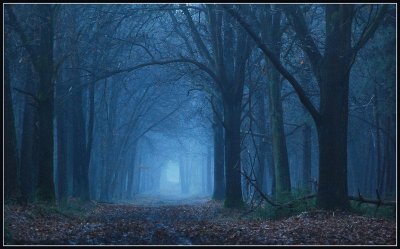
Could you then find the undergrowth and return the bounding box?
[247,189,396,221]
[56,197,95,218]
[248,188,317,220]
[350,200,395,219]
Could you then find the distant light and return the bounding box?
[166,161,180,183]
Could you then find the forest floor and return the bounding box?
[4,195,396,245]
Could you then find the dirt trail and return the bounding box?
[66,195,211,245]
[5,197,396,245]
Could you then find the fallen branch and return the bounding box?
[242,170,396,210]
[241,170,280,207]
[241,170,315,209]
[349,189,396,207]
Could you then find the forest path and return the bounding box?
[5,199,396,245]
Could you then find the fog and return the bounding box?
[4,4,396,210]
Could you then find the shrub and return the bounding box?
[250,188,317,220]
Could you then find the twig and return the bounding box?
[348,193,395,207]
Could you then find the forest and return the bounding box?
[3,3,396,245]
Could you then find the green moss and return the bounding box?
[350,200,395,219]
[274,191,293,204]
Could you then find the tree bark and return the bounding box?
[179,156,189,194]
[35,5,56,203]
[71,82,86,199]
[373,86,383,194]
[80,80,95,201]
[223,97,244,208]
[212,99,225,200]
[225,4,386,210]
[126,142,138,199]
[20,92,38,201]
[302,123,312,193]
[56,79,69,201]
[316,78,351,210]
[4,50,20,200]
[313,5,353,210]
[6,5,56,203]
[383,115,395,198]
[264,6,291,201]
[206,145,212,194]
[251,77,267,198]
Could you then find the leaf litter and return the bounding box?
[4,199,396,245]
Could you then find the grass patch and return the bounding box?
[350,200,395,219]
[248,189,395,221]
[247,189,317,220]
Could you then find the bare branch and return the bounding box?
[223,6,321,125]
[181,5,214,66]
[6,5,39,69]
[352,5,388,55]
[88,58,219,87]
[281,5,323,79]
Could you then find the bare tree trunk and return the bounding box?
[56,77,70,201]
[317,75,350,209]
[268,70,291,200]
[19,64,39,201]
[71,82,86,198]
[383,115,395,198]
[226,4,385,210]
[264,7,291,201]
[223,97,243,208]
[133,149,143,196]
[314,5,352,210]
[264,98,275,197]
[34,5,56,203]
[302,123,312,193]
[252,81,267,198]
[80,80,95,201]
[206,146,212,194]
[4,52,20,200]
[126,142,137,199]
[179,156,189,194]
[373,86,383,195]
[212,99,225,200]
[7,5,56,202]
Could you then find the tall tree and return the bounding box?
[262,5,291,201]
[302,121,312,193]
[211,97,225,200]
[7,5,57,202]
[225,4,387,209]
[179,4,253,207]
[19,69,39,201]
[4,35,20,200]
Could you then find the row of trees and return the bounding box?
[4,4,395,210]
